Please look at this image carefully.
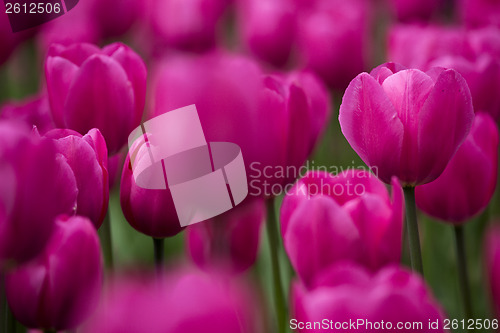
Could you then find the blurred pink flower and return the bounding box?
[152,52,330,195]
[120,139,183,238]
[416,113,498,223]
[339,63,474,185]
[82,267,262,333]
[187,198,265,273]
[296,0,372,90]
[45,42,147,154]
[292,264,446,332]
[45,128,109,228]
[280,170,403,287]
[386,0,442,22]
[0,94,55,134]
[0,121,77,268]
[6,215,103,331]
[460,0,500,28]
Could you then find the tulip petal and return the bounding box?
[417,68,474,184]
[339,73,404,184]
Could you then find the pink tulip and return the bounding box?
[296,0,371,90]
[280,170,403,287]
[292,264,445,332]
[6,215,103,331]
[152,52,330,195]
[429,55,500,120]
[82,268,262,333]
[339,63,474,185]
[0,6,22,65]
[0,121,77,267]
[486,227,500,319]
[0,94,55,135]
[388,24,473,70]
[120,142,183,238]
[416,113,498,223]
[45,42,147,154]
[237,0,296,67]
[91,0,141,38]
[460,0,500,28]
[45,128,109,228]
[187,198,265,273]
[387,0,442,22]
[147,0,229,52]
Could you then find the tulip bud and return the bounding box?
[45,42,147,154]
[120,141,183,238]
[339,63,474,186]
[187,198,265,273]
[281,170,403,287]
[0,121,77,267]
[416,113,498,223]
[292,264,446,332]
[45,128,109,228]
[6,215,103,331]
[82,267,262,333]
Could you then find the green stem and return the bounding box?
[454,225,473,320]
[99,210,114,269]
[153,238,165,275]
[403,186,424,275]
[266,198,287,333]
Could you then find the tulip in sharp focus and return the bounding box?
[339,63,474,185]
[292,264,445,332]
[187,198,265,273]
[6,215,103,331]
[45,128,109,228]
[0,121,77,267]
[82,268,262,333]
[152,52,330,195]
[45,42,147,154]
[416,113,498,223]
[280,170,403,286]
[486,227,500,319]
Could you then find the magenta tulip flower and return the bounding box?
[388,25,472,70]
[0,121,77,267]
[237,0,296,67]
[486,227,500,318]
[82,268,262,333]
[187,198,265,273]
[6,215,103,331]
[280,170,403,287]
[120,143,183,238]
[45,128,109,228]
[292,264,445,332]
[0,94,55,135]
[339,63,474,186]
[91,0,140,38]
[416,113,498,223]
[429,55,500,121]
[460,0,500,28]
[152,52,330,195]
[45,42,147,154]
[147,0,229,52]
[296,0,371,90]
